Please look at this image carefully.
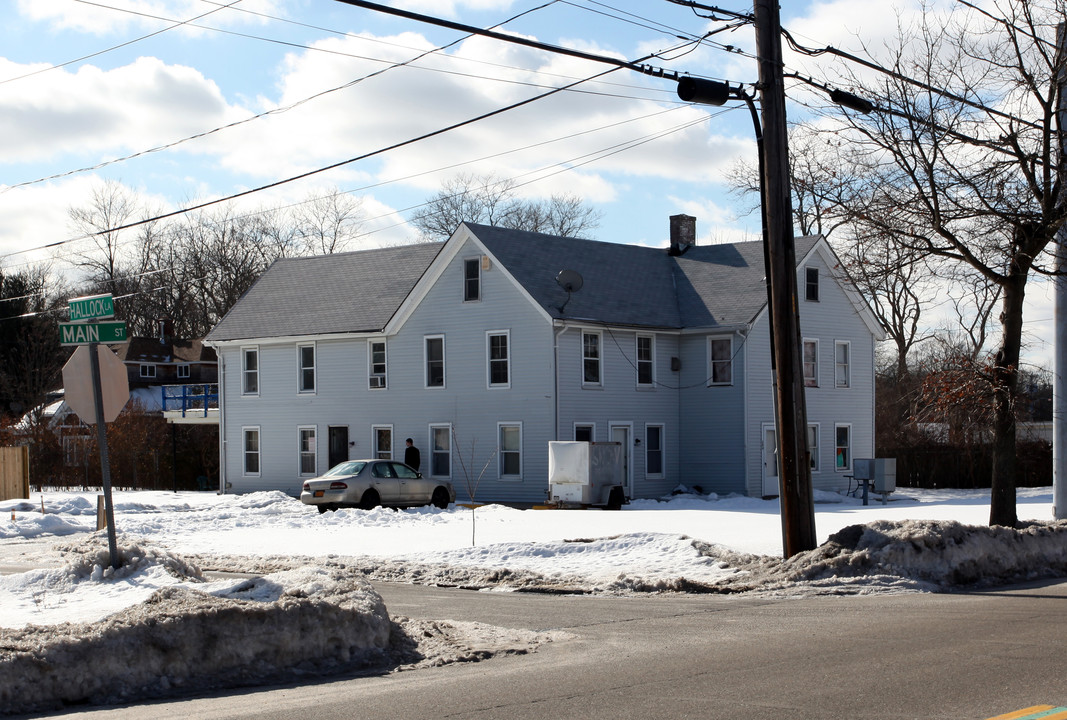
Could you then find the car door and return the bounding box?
[391,461,428,505]
[369,461,401,504]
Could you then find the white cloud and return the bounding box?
[16,0,280,35]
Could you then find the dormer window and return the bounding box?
[463,258,480,301]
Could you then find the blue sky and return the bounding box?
[0,0,1056,367]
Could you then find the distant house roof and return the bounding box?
[112,337,217,364]
[205,224,822,342]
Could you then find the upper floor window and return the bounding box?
[140,364,156,379]
[425,335,445,388]
[298,344,316,393]
[708,336,732,385]
[805,267,819,301]
[582,331,601,386]
[177,364,191,379]
[464,258,481,301]
[487,331,510,388]
[242,347,259,395]
[637,335,654,386]
[803,339,818,387]
[369,340,387,389]
[835,341,851,388]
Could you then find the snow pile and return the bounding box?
[691,519,1067,594]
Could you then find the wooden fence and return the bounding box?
[0,446,30,501]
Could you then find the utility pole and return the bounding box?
[753,0,817,555]
[1054,23,1066,520]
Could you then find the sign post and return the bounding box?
[63,294,127,570]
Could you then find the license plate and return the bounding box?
[313,490,324,498]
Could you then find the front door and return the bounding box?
[762,423,779,497]
[328,426,349,469]
[609,423,632,497]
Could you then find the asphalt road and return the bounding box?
[24,580,1067,720]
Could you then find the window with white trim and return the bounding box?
[243,427,260,475]
[298,344,316,393]
[369,340,387,389]
[298,426,317,475]
[430,424,451,477]
[808,424,820,472]
[805,267,819,301]
[708,336,733,385]
[140,364,156,379]
[242,347,259,395]
[645,424,664,477]
[835,424,851,471]
[487,331,510,388]
[425,335,445,388]
[177,363,191,379]
[373,425,392,459]
[803,339,819,388]
[582,331,601,386]
[835,341,851,388]
[498,423,522,478]
[463,257,480,301]
[637,335,654,386]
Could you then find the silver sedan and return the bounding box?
[300,459,455,513]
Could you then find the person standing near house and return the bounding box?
[405,438,421,472]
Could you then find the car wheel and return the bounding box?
[605,487,624,511]
[359,489,380,510]
[317,504,330,514]
[431,487,450,509]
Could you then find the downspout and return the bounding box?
[552,322,567,505]
[217,350,227,495]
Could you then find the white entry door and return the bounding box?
[762,423,779,497]
[609,423,632,497]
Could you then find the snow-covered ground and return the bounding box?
[1,486,1065,715]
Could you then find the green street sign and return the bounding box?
[60,321,128,346]
[68,294,115,322]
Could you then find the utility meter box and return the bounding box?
[853,458,897,494]
[548,441,625,508]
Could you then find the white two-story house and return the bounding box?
[204,216,884,503]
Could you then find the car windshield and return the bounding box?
[322,461,365,477]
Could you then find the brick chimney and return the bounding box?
[668,214,696,256]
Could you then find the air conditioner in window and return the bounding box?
[369,374,386,388]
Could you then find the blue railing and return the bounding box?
[162,384,219,417]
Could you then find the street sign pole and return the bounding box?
[89,335,120,570]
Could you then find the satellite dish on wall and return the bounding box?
[555,269,584,313]
[556,269,584,293]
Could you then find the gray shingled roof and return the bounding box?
[206,243,443,342]
[205,224,820,342]
[470,223,819,330]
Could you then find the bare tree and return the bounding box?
[292,189,365,255]
[807,0,1066,525]
[410,172,601,240]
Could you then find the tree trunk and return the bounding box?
[989,272,1026,527]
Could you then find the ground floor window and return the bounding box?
[645,424,664,477]
[574,423,594,442]
[499,423,522,478]
[299,426,317,476]
[243,427,260,475]
[808,424,820,472]
[835,424,851,471]
[430,424,451,477]
[373,425,392,459]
